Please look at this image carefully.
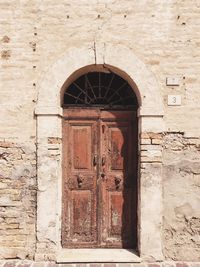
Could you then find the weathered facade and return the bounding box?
[0,0,200,265]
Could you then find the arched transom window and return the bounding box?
[63,72,138,109]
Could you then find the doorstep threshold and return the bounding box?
[57,249,141,263]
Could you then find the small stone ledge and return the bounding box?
[57,249,141,263]
[0,262,200,267]
[35,106,63,116]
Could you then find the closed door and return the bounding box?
[62,109,137,248]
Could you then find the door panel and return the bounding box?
[100,112,137,248]
[72,190,92,236]
[62,119,98,247]
[73,127,91,169]
[110,129,128,170]
[109,192,123,236]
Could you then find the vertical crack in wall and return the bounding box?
[103,42,106,65]
[94,41,97,64]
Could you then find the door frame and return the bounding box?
[35,43,164,262]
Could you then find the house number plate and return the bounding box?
[168,95,182,106]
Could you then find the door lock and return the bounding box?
[115,176,122,189]
[77,174,83,188]
[93,155,98,166]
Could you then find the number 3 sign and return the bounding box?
[168,95,182,106]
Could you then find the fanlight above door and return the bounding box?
[63,72,138,110]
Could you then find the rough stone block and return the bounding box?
[118,264,132,267]
[48,138,61,144]
[90,264,101,267]
[176,263,189,267]
[151,139,162,145]
[190,264,200,267]
[141,144,162,151]
[148,264,160,267]
[140,133,150,139]
[0,141,15,148]
[46,262,58,267]
[133,264,146,267]
[32,262,45,267]
[162,263,175,267]
[103,264,116,267]
[76,265,87,267]
[3,262,17,267]
[17,262,32,267]
[140,133,162,140]
[140,138,151,145]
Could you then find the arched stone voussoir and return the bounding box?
[36,45,95,113]
[36,43,164,118]
[104,44,164,117]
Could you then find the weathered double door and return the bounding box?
[62,109,137,248]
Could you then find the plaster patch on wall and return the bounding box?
[163,133,200,261]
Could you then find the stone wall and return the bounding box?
[0,140,36,259]
[163,133,200,261]
[0,0,200,262]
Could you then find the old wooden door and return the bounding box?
[62,109,137,248]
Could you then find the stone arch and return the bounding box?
[36,44,164,116]
[35,43,164,262]
[59,64,140,108]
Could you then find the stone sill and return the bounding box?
[56,249,141,263]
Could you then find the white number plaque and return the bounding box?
[168,95,182,106]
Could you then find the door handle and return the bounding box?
[93,155,98,166]
[77,174,83,188]
[114,176,122,189]
[102,155,106,166]
[101,172,105,178]
[100,172,106,181]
